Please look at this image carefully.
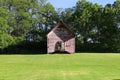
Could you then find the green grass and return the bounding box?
[0,53,120,80]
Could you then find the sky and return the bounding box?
[47,0,115,9]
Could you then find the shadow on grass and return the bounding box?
[49,51,71,54]
[0,49,47,55]
[0,41,47,55]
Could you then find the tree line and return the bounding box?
[0,0,120,53]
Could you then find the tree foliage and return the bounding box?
[59,0,120,52]
[0,0,120,53]
[0,6,15,49]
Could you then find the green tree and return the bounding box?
[57,8,75,31]
[111,0,120,52]
[70,0,120,52]
[4,0,40,42]
[7,0,33,37]
[32,0,58,41]
[73,0,100,43]
[96,3,120,52]
[0,6,14,49]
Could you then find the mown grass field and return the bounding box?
[0,53,120,80]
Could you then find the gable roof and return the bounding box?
[47,21,75,37]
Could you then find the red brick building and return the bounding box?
[47,21,75,54]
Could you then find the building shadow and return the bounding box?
[50,51,70,54]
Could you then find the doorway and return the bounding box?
[55,41,65,52]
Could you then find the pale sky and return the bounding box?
[47,0,115,9]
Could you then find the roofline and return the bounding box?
[47,21,75,37]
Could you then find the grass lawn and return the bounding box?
[0,53,120,80]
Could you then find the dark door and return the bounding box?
[55,41,64,52]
